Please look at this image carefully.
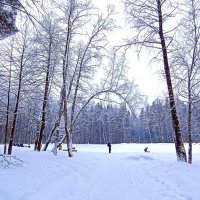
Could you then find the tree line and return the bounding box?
[72,98,200,144]
[1,96,200,146]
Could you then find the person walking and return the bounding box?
[107,142,112,153]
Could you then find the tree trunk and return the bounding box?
[61,0,74,157]
[43,91,63,151]
[8,51,24,155]
[36,38,52,151]
[188,84,192,164]
[63,96,73,157]
[157,0,187,162]
[43,55,78,151]
[4,60,11,154]
[68,52,83,148]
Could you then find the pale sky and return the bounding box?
[93,0,166,104]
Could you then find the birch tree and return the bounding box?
[171,0,200,164]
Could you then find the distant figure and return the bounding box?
[144,147,150,152]
[107,142,112,153]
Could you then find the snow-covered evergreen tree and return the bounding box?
[0,0,20,39]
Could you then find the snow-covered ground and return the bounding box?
[1,143,200,200]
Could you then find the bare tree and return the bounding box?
[45,1,117,157]
[35,13,62,151]
[0,36,16,154]
[3,40,13,155]
[171,0,200,164]
[56,49,143,148]
[124,0,187,162]
[6,20,37,155]
[41,0,94,155]
[64,5,117,157]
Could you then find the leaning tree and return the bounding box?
[124,0,187,162]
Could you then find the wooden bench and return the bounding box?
[63,147,77,152]
[72,147,77,152]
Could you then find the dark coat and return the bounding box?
[107,143,111,148]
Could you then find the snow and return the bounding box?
[1,143,200,200]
